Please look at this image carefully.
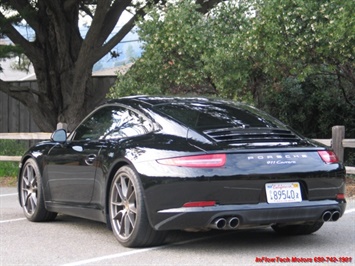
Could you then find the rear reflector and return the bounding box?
[318,151,339,164]
[157,154,226,168]
[183,201,216,207]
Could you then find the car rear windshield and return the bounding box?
[154,102,284,130]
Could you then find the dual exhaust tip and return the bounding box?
[210,210,340,229]
[322,210,340,222]
[210,217,240,230]
[210,210,340,230]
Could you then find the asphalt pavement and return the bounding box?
[1,187,354,266]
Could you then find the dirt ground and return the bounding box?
[0,176,17,187]
[345,176,355,198]
[2,176,355,198]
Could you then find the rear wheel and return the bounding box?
[272,221,324,235]
[109,166,166,247]
[19,158,57,222]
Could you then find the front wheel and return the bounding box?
[272,221,324,235]
[109,166,166,247]
[19,158,57,222]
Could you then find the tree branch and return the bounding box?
[196,0,226,13]
[8,0,41,33]
[95,0,133,45]
[64,0,79,11]
[0,11,41,60]
[93,10,142,64]
[83,0,112,47]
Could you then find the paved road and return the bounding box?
[1,187,354,266]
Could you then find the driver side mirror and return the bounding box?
[51,129,67,143]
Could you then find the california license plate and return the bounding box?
[265,182,302,203]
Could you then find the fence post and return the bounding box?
[57,122,68,130]
[332,126,345,162]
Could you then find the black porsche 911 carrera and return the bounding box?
[18,96,346,247]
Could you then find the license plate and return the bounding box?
[265,182,302,203]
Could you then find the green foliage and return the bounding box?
[0,44,23,58]
[112,0,354,101]
[263,75,355,139]
[139,1,206,86]
[0,140,27,177]
[0,161,19,178]
[110,1,209,98]
[110,0,255,100]
[248,0,355,90]
[202,0,255,100]
[0,44,24,71]
[0,139,26,156]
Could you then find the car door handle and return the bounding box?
[85,154,97,165]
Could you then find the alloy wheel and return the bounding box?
[21,162,38,216]
[110,174,137,239]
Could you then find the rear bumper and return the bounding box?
[153,199,346,230]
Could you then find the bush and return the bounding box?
[264,76,354,137]
[0,140,27,178]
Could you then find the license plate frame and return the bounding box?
[265,182,302,203]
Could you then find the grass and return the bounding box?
[0,140,27,184]
[0,161,20,177]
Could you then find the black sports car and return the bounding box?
[18,96,346,247]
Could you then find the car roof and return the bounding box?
[106,95,245,108]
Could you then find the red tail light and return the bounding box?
[318,151,339,164]
[157,154,226,168]
[336,193,345,200]
[183,201,216,207]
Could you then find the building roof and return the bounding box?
[0,59,132,81]
[92,63,133,77]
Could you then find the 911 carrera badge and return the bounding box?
[266,160,296,165]
[247,154,309,165]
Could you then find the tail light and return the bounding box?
[183,201,216,207]
[157,154,226,168]
[318,151,339,164]
[336,193,345,200]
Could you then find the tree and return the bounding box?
[247,0,355,106]
[110,1,214,97]
[0,0,223,131]
[112,0,354,109]
[111,0,254,100]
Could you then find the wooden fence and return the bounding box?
[0,126,354,174]
[0,76,116,133]
[0,132,51,162]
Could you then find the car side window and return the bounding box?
[72,106,153,141]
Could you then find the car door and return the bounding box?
[44,106,120,204]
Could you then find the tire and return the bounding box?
[19,158,57,222]
[272,221,324,235]
[109,166,166,247]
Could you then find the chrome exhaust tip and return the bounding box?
[322,211,332,222]
[209,218,227,229]
[331,211,340,221]
[227,217,240,229]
